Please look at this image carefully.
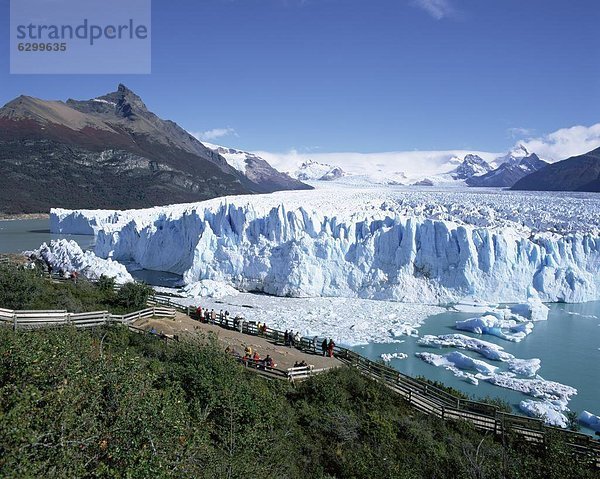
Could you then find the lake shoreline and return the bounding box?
[0,213,50,221]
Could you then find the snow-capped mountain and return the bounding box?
[202,143,311,193]
[493,144,532,168]
[289,160,346,181]
[467,146,548,188]
[451,154,493,180]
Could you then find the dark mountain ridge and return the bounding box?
[0,85,310,214]
[511,147,600,192]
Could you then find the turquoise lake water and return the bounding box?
[352,303,600,432]
[2,218,599,433]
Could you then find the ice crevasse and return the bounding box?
[50,197,600,304]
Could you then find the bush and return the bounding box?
[115,282,153,311]
[0,326,597,479]
[0,264,43,310]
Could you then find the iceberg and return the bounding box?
[417,333,540,376]
[579,411,600,431]
[507,358,541,377]
[418,333,514,361]
[28,239,133,284]
[487,374,577,407]
[381,352,408,362]
[50,187,600,304]
[455,315,534,342]
[416,351,498,377]
[519,400,568,428]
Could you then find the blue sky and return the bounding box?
[1,0,599,158]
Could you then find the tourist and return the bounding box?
[294,331,301,348]
[321,338,328,357]
[284,330,289,346]
[219,310,224,322]
[263,355,274,369]
[210,309,216,324]
[195,305,202,321]
[328,339,335,358]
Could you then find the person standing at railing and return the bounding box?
[321,338,328,357]
[195,306,202,321]
[284,330,290,346]
[294,331,300,349]
[210,309,216,324]
[327,339,335,358]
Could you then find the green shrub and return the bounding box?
[0,326,597,479]
[115,281,153,311]
[0,264,43,310]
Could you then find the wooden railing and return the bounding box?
[0,305,176,330]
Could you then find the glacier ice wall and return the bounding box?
[51,197,600,304]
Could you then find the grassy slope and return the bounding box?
[0,326,595,479]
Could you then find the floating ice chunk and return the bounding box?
[488,374,577,406]
[579,411,600,431]
[507,358,541,377]
[455,315,533,342]
[416,351,497,376]
[519,400,568,428]
[381,352,408,362]
[418,334,514,361]
[182,280,239,299]
[510,294,549,322]
[418,334,541,377]
[28,240,133,284]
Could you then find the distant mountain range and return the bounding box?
[512,146,600,192]
[466,146,548,187]
[202,143,309,193]
[0,84,310,214]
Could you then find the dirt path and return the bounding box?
[133,312,343,371]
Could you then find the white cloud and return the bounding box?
[507,127,535,139]
[412,0,453,20]
[517,123,600,162]
[191,127,237,141]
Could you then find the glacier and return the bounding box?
[50,187,600,304]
